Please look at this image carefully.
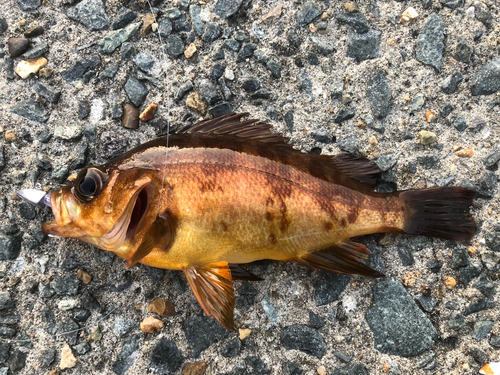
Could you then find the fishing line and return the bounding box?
[145,0,172,218]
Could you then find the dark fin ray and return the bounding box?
[297,241,385,278]
[184,262,235,330]
[399,187,476,241]
[228,264,263,281]
[330,154,382,188]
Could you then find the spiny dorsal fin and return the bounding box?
[184,262,235,330]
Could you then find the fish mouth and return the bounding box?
[126,187,149,240]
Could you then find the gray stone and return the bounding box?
[332,363,368,375]
[203,22,221,43]
[164,7,182,19]
[183,315,229,357]
[310,128,332,143]
[9,349,26,372]
[0,232,22,260]
[281,324,326,358]
[99,63,119,79]
[297,2,321,27]
[67,0,109,30]
[416,295,438,313]
[218,337,241,357]
[34,82,61,104]
[51,165,69,182]
[490,334,500,348]
[124,77,149,107]
[335,13,370,33]
[99,22,142,54]
[334,108,355,124]
[113,335,140,375]
[110,102,123,119]
[0,292,13,310]
[213,0,244,19]
[158,18,173,38]
[464,298,495,316]
[50,274,80,295]
[189,5,203,36]
[440,0,464,9]
[415,14,444,71]
[133,53,156,74]
[62,55,101,81]
[376,154,398,171]
[266,60,281,79]
[450,247,469,269]
[22,41,49,59]
[174,81,194,100]
[10,98,49,123]
[0,18,7,36]
[475,2,493,29]
[455,42,472,64]
[166,34,184,57]
[17,0,40,10]
[73,342,90,355]
[474,277,497,298]
[113,316,135,338]
[448,313,465,331]
[309,311,326,329]
[38,349,55,368]
[460,263,483,284]
[316,41,335,55]
[484,151,500,168]
[199,79,222,105]
[473,320,493,341]
[366,277,438,357]
[237,43,256,62]
[112,7,137,30]
[441,72,463,94]
[261,295,279,323]
[453,116,467,132]
[120,42,134,59]
[346,30,381,62]
[297,71,313,95]
[470,59,500,96]
[242,77,260,93]
[0,327,15,338]
[367,70,391,118]
[314,271,350,306]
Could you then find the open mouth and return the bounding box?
[126,188,148,240]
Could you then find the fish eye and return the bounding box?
[74,168,105,202]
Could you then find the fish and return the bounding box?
[39,113,476,330]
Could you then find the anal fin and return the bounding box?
[184,262,235,330]
[297,240,384,278]
[228,264,263,281]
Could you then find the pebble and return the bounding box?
[58,299,79,311]
[310,128,332,143]
[120,42,134,59]
[99,21,141,54]
[297,2,321,27]
[34,82,61,104]
[0,327,16,338]
[490,335,500,348]
[425,109,436,123]
[67,0,109,30]
[441,0,464,9]
[448,313,465,331]
[125,77,149,107]
[416,295,438,313]
[455,148,474,158]
[235,281,258,311]
[54,124,83,140]
[365,277,438,357]
[213,0,244,19]
[443,275,457,290]
[281,324,326,358]
[283,361,302,375]
[185,43,197,59]
[182,361,207,375]
[140,316,163,333]
[315,40,335,55]
[218,337,241,357]
[60,343,77,369]
[473,321,494,341]
[15,57,47,79]
[199,80,222,105]
[465,299,495,316]
[475,2,493,29]
[139,102,158,122]
[314,271,350,306]
[344,2,360,13]
[186,92,207,115]
[441,72,463,94]
[266,60,281,79]
[470,59,500,96]
[0,18,7,35]
[237,43,257,62]
[189,5,203,36]
[112,7,136,30]
[332,363,368,375]
[113,316,136,338]
[242,77,260,93]
[418,130,437,145]
[453,116,467,132]
[110,100,124,119]
[309,311,326,329]
[239,328,251,340]
[112,335,140,375]
[334,108,355,124]
[209,102,231,117]
[164,7,181,19]
[50,274,80,295]
[366,70,392,119]
[335,13,370,33]
[455,42,472,64]
[17,0,40,10]
[62,55,101,81]
[183,315,229,357]
[415,14,444,71]
[317,365,327,375]
[10,98,49,123]
[147,297,175,317]
[224,39,241,53]
[484,151,500,168]
[400,7,418,25]
[261,294,279,322]
[7,37,29,58]
[245,356,271,374]
[23,41,49,59]
[346,30,381,62]
[376,154,398,171]
[166,34,185,57]
[473,277,496,298]
[39,349,55,368]
[0,292,13,310]
[175,81,194,100]
[202,22,221,43]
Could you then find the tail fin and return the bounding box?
[399,187,476,241]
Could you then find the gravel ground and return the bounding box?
[0,0,499,374]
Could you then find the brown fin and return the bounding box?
[108,113,381,194]
[184,262,235,330]
[125,215,174,268]
[297,240,385,278]
[399,187,476,241]
[228,264,263,281]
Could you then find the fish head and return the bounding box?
[42,165,156,251]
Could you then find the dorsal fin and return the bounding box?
[108,113,382,194]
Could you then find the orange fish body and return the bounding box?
[42,113,476,329]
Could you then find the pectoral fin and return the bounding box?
[184,262,235,330]
[297,240,385,278]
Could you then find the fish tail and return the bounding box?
[398,187,476,241]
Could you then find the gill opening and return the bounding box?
[145,0,173,219]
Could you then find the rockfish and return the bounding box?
[38,113,476,329]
